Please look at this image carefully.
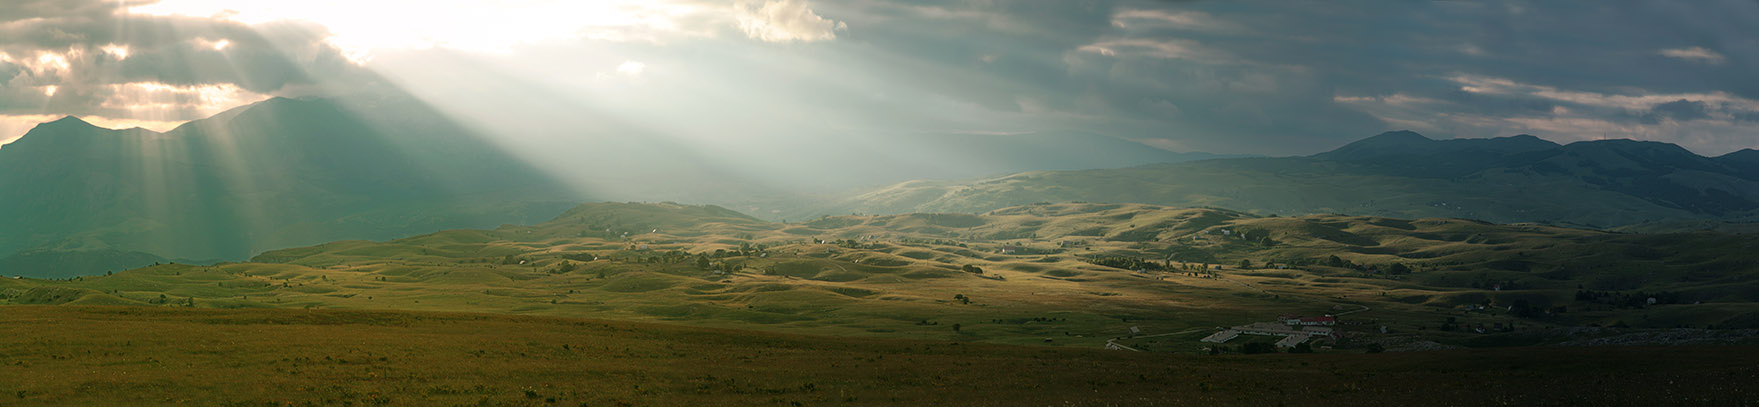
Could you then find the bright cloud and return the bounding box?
[127,0,838,57]
[1450,74,1759,113]
[1659,46,1726,64]
[1077,38,1219,60]
[734,0,846,43]
[616,61,647,76]
[1110,9,1238,32]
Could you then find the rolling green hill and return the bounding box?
[6,201,1757,352]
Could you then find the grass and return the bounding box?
[2,306,1756,406]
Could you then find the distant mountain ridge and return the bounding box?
[0,95,584,277]
[809,131,1759,230]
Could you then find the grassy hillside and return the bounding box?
[5,202,1758,352]
[1,306,1754,406]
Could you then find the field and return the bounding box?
[6,202,1759,353]
[2,306,1756,406]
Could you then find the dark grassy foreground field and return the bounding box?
[2,306,1755,406]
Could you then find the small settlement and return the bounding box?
[1201,314,1339,348]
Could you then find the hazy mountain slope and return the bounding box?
[0,96,581,272]
[818,131,1759,229]
[0,248,172,279]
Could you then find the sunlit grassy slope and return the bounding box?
[6,202,1759,351]
[1,306,1754,406]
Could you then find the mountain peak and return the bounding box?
[1312,130,1436,160]
[1368,130,1431,142]
[41,116,96,129]
[1719,148,1759,160]
[1315,131,1568,161]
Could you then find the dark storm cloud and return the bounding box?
[0,0,367,119]
[1641,99,1712,124]
[790,0,1759,154]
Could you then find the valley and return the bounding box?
[7,202,1757,353]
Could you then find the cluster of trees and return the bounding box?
[547,261,578,275]
[711,242,769,258]
[896,238,966,247]
[695,256,742,273]
[560,253,598,262]
[1438,316,1522,332]
[1468,278,1518,290]
[990,316,1066,324]
[1309,255,1413,275]
[952,293,971,304]
[960,264,984,274]
[818,239,873,249]
[1235,228,1277,247]
[1082,256,1165,271]
[1575,290,1684,308]
[147,294,195,307]
[619,250,693,264]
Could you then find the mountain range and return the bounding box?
[811,130,1759,230]
[0,95,582,277]
[0,96,1229,277]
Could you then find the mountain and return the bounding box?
[0,95,582,276]
[1717,149,1759,175]
[0,248,173,279]
[806,131,1759,229]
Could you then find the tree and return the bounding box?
[952,323,962,333]
[1289,342,1314,353]
[695,256,711,270]
[961,264,984,274]
[1241,342,1276,354]
[1388,263,1412,275]
[1239,259,1252,269]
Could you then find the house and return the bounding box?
[1275,334,1310,348]
[1200,329,1240,343]
[1279,315,1337,326]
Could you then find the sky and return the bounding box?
[2,0,1757,157]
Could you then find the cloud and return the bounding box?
[1077,38,1218,60]
[616,61,646,76]
[1109,9,1239,32]
[735,0,847,43]
[0,0,370,123]
[1659,46,1726,64]
[1642,99,1712,123]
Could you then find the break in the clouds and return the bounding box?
[3,0,1757,156]
[0,0,370,142]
